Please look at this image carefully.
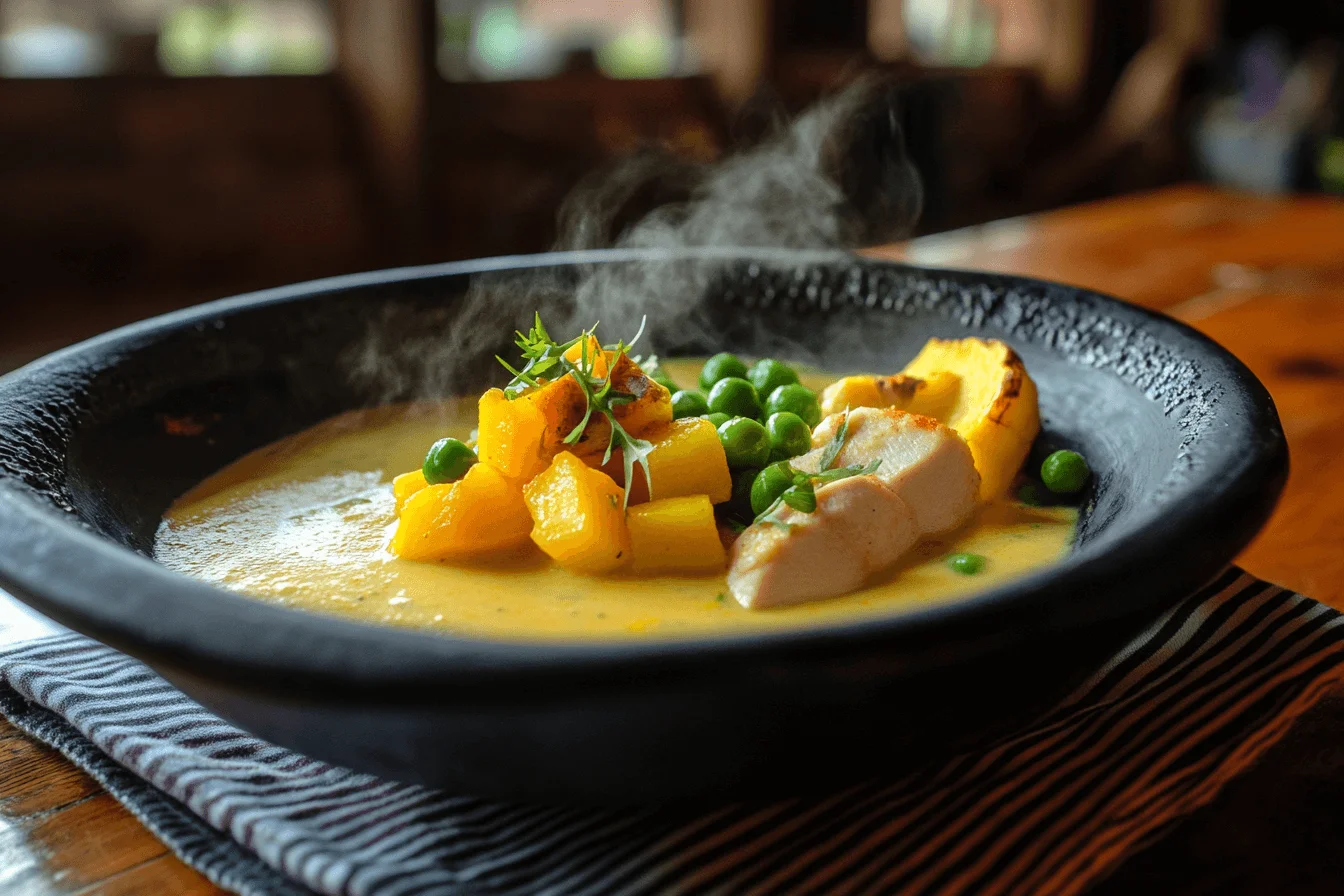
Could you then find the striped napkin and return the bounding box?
[2,568,1342,896]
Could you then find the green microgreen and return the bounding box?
[816,407,853,470]
[498,313,583,397]
[752,409,880,529]
[605,315,647,356]
[496,314,653,508]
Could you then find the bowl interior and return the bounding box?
[46,253,1219,577]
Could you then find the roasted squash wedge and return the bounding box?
[390,463,532,561]
[627,495,726,575]
[901,338,1039,499]
[523,451,630,574]
[819,371,960,420]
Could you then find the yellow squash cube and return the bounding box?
[392,469,429,513]
[627,495,726,575]
[524,452,630,574]
[525,374,615,458]
[476,387,550,482]
[617,417,733,505]
[562,335,611,378]
[477,352,672,483]
[390,463,533,562]
[606,352,673,437]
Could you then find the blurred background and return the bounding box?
[2,0,1342,371]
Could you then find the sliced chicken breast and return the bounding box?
[796,407,979,537]
[727,407,982,609]
[727,475,918,609]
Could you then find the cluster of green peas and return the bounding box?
[668,353,824,521]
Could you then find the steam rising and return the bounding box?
[350,78,924,400]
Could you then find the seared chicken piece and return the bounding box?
[727,407,980,609]
[727,476,917,609]
[796,407,980,537]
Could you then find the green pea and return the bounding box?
[1041,449,1090,494]
[947,552,986,575]
[765,383,821,427]
[730,467,760,518]
[708,377,763,420]
[671,389,710,419]
[699,352,748,392]
[747,359,800,398]
[1016,483,1044,507]
[750,461,795,516]
[765,411,812,462]
[717,417,771,469]
[422,438,477,485]
[652,371,680,394]
[705,412,731,428]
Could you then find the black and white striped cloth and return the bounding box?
[2,568,1342,896]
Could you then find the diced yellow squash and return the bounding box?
[392,469,429,513]
[614,417,733,505]
[478,376,609,477]
[595,450,642,501]
[627,495,726,575]
[524,452,630,574]
[562,335,611,378]
[532,353,672,453]
[819,371,961,420]
[476,387,549,482]
[390,463,532,561]
[524,374,614,458]
[477,353,672,482]
[606,352,673,437]
[901,338,1039,500]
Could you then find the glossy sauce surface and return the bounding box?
[155,362,1076,641]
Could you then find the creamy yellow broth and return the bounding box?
[155,361,1076,641]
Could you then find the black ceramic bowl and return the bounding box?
[0,249,1286,805]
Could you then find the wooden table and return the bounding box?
[2,184,1342,894]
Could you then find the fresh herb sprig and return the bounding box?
[753,410,881,529]
[495,314,576,397]
[496,314,653,509]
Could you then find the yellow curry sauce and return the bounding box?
[154,361,1076,641]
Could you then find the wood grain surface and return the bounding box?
[0,184,1341,894]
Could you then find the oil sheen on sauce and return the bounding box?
[155,363,1076,642]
